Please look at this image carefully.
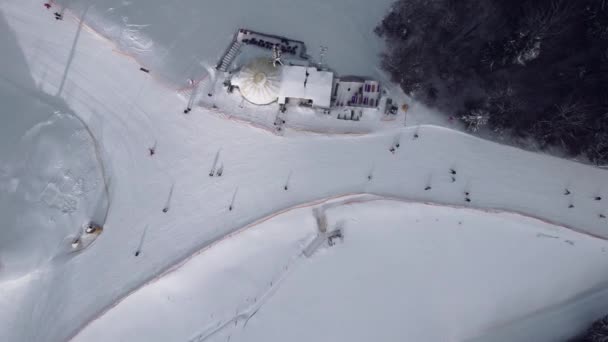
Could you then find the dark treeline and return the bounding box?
[575,313,608,341]
[376,0,608,165]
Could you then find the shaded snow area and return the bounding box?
[0,9,107,282]
[1,1,608,342]
[61,0,394,85]
[74,199,608,342]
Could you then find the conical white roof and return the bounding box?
[232,58,280,105]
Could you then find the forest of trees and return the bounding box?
[376,0,608,165]
[575,314,608,341]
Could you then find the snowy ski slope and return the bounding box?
[74,199,608,342]
[0,1,607,341]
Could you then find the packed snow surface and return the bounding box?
[75,199,608,342]
[0,0,607,342]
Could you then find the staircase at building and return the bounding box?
[217,41,242,72]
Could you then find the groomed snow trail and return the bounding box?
[73,199,608,342]
[1,1,608,342]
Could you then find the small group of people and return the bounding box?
[44,3,63,20]
[389,140,400,154]
[564,188,606,218]
[242,37,298,55]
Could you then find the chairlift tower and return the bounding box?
[272,44,283,67]
[319,45,328,69]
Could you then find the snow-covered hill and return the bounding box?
[74,198,608,342]
[0,1,607,341]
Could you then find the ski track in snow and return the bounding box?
[187,246,305,342]
[2,1,608,341]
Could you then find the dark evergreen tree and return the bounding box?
[376,0,608,165]
[578,314,608,341]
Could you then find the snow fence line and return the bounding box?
[68,192,607,341]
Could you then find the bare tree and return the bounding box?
[587,115,608,165]
[461,109,489,132]
[532,99,592,148]
[522,0,578,39]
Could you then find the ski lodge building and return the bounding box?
[332,76,381,108]
[278,65,333,109]
[230,57,380,110]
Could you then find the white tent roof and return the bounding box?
[232,58,280,105]
[278,66,333,108]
